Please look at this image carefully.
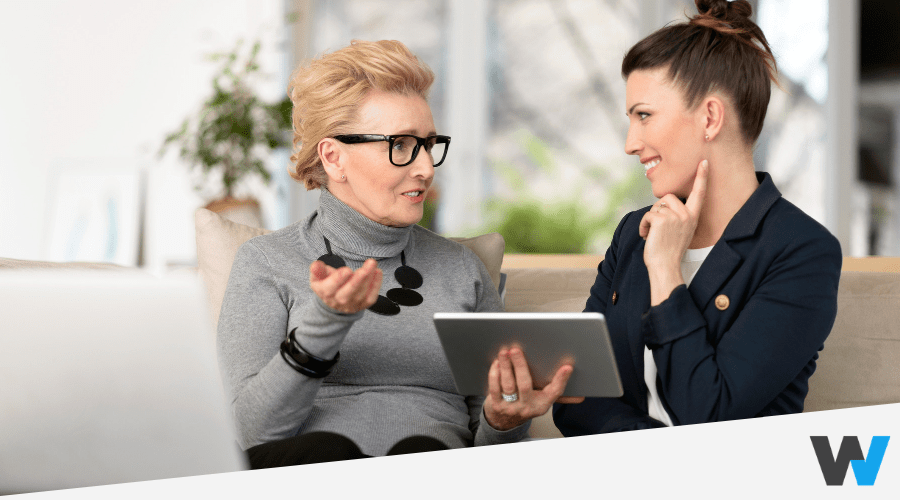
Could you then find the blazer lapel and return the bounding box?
[689,172,781,311]
[687,241,741,311]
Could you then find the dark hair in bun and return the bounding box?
[622,0,777,144]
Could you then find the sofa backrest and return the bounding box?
[804,270,900,412]
[502,259,900,416]
[502,267,594,313]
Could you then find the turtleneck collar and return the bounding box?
[312,188,412,260]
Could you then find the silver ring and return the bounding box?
[657,202,667,212]
[501,392,519,402]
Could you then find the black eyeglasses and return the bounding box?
[319,237,424,316]
[334,134,451,167]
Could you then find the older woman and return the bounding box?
[218,39,573,467]
[554,0,842,434]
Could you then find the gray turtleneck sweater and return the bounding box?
[218,190,529,453]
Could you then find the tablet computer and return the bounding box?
[433,312,623,398]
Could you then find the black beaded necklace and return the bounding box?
[318,236,423,316]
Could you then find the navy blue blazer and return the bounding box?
[553,173,842,435]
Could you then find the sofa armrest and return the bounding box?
[0,257,133,272]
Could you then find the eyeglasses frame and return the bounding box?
[333,134,451,167]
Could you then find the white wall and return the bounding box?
[0,0,284,267]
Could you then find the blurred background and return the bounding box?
[0,0,892,272]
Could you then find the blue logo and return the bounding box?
[810,436,890,486]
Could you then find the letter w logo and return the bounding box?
[810,436,890,486]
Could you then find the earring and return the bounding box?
[705,134,710,141]
[341,175,345,180]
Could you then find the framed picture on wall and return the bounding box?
[45,161,143,267]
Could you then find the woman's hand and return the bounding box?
[309,258,382,314]
[483,347,583,431]
[639,160,708,306]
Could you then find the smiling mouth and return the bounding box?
[403,190,424,198]
[642,158,660,171]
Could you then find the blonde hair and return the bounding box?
[287,39,435,189]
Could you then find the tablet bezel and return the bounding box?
[433,312,623,398]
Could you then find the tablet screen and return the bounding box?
[433,312,623,398]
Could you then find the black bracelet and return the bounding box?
[279,327,340,378]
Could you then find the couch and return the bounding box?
[502,254,900,437]
[3,209,900,440]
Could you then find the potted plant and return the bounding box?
[160,39,292,227]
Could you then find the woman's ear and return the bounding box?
[318,138,346,183]
[700,95,726,142]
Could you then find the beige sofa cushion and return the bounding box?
[805,271,900,412]
[501,267,595,313]
[195,208,506,329]
[194,209,272,328]
[448,233,504,290]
